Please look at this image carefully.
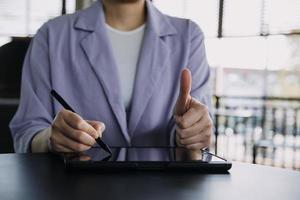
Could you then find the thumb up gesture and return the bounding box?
[174,68,212,153]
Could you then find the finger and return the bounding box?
[51,131,91,152]
[61,109,98,138]
[186,142,208,150]
[179,133,202,146]
[50,132,73,152]
[175,101,209,129]
[54,117,96,146]
[78,155,92,161]
[176,116,212,139]
[179,128,211,146]
[175,68,192,116]
[86,120,105,138]
[176,124,197,139]
[182,101,208,126]
[52,143,73,153]
[176,133,184,146]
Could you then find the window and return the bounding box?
[223,0,262,36]
[153,0,300,97]
[152,0,219,38]
[263,0,300,34]
[0,0,75,45]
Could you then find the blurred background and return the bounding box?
[0,0,299,170]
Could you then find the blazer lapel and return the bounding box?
[75,1,130,144]
[128,1,177,135]
[74,0,177,140]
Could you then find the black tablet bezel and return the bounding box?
[61,147,232,172]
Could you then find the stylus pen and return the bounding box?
[201,148,227,161]
[50,89,112,155]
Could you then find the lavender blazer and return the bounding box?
[9,0,211,160]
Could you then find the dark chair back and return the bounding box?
[0,37,31,153]
[0,37,31,98]
[0,100,18,153]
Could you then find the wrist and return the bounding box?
[31,126,52,153]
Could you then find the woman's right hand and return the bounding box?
[49,109,105,152]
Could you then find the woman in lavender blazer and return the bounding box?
[10,0,212,161]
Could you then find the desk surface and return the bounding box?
[0,154,299,200]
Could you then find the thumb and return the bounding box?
[175,68,192,116]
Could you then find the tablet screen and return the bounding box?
[63,147,227,163]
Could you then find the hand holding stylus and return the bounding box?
[49,109,105,152]
[174,68,213,153]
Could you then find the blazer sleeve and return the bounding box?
[187,21,212,110]
[170,20,212,147]
[9,25,54,153]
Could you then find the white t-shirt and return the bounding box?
[106,23,145,111]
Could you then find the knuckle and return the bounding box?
[93,123,101,131]
[53,117,61,127]
[180,141,186,146]
[175,117,183,126]
[176,128,184,138]
[87,126,95,133]
[52,122,59,131]
[60,109,67,114]
[75,131,86,142]
[49,135,59,150]
[59,109,69,119]
[206,120,213,129]
[180,129,188,138]
[207,122,213,129]
[75,131,85,141]
[176,133,182,140]
[93,122,105,137]
[205,131,212,137]
[181,119,188,129]
[57,110,64,117]
[75,120,84,129]
[87,127,97,138]
[50,128,59,138]
[180,139,186,146]
[183,123,189,129]
[54,117,65,128]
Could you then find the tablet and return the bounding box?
[61,147,232,172]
